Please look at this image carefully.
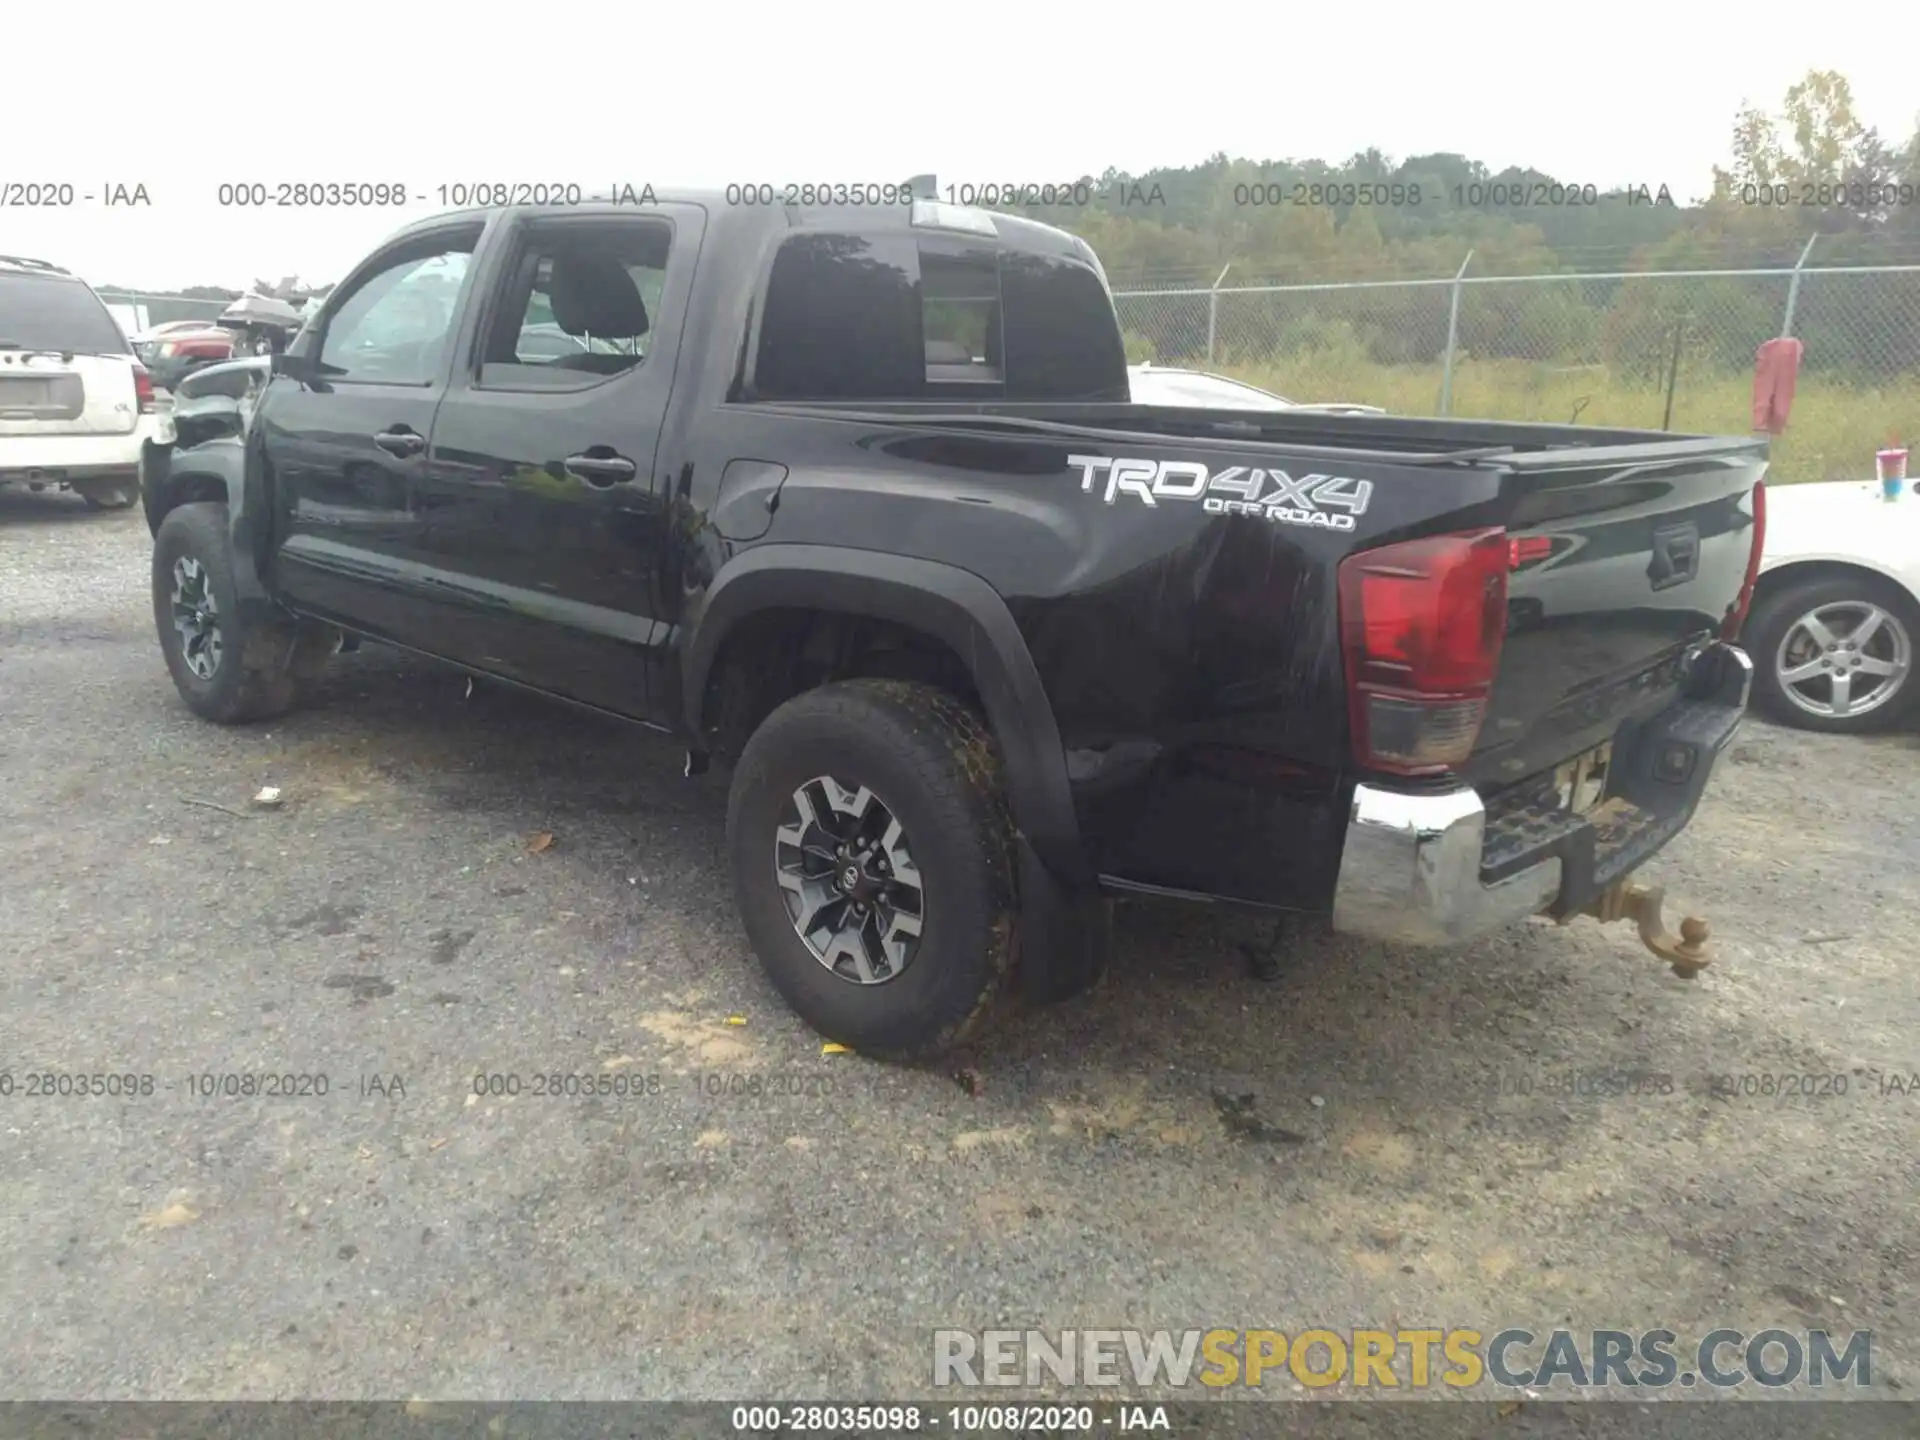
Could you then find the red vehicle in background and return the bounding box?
[132,295,311,393]
[133,327,236,393]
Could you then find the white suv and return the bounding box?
[1,254,175,509]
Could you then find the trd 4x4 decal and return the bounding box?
[1066,454,1374,532]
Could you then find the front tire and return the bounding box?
[1745,574,1920,733]
[152,501,302,724]
[726,680,1018,1062]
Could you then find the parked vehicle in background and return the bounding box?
[217,292,308,333]
[0,254,172,509]
[1739,479,1920,732]
[141,194,1761,1058]
[134,320,231,342]
[1128,362,1385,415]
[134,327,238,393]
[217,293,312,358]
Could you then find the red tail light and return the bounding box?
[1721,478,1766,640]
[1338,528,1510,776]
[131,363,156,414]
[1508,535,1553,569]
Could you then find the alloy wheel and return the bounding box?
[170,555,224,680]
[774,775,925,985]
[1774,600,1910,719]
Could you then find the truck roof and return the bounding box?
[386,190,1098,265]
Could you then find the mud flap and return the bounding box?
[1015,836,1114,1005]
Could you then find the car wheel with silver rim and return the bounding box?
[151,500,304,724]
[1745,573,1920,733]
[169,555,224,681]
[775,775,926,986]
[727,679,1017,1061]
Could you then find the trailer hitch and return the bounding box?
[1567,880,1711,979]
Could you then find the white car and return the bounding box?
[1741,479,1920,732]
[1126,362,1385,415]
[1,254,174,509]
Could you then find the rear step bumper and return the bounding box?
[1331,642,1752,947]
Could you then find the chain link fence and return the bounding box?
[93,290,237,333]
[1113,262,1920,483]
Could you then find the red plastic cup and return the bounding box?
[1880,447,1909,500]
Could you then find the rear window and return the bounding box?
[750,233,1126,403]
[0,273,131,355]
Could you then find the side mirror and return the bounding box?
[271,351,314,381]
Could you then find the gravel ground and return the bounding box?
[2,490,1917,1416]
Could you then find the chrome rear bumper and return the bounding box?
[1331,642,1751,948]
[1330,785,1563,945]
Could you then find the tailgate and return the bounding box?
[0,353,138,437]
[1465,441,1766,788]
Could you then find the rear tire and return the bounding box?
[726,680,1018,1062]
[152,501,302,724]
[1745,574,1920,733]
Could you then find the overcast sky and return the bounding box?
[5,0,1913,292]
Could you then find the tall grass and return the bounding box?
[1202,353,1918,485]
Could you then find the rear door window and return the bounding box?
[474,216,673,389]
[753,233,922,400]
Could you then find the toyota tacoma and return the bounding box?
[138,193,1765,1058]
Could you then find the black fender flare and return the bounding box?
[682,543,1094,892]
[142,435,280,633]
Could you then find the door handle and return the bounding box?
[564,452,638,488]
[374,428,426,458]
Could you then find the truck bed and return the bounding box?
[737,395,1766,807]
[756,396,1765,465]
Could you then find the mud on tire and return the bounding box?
[726,679,1018,1062]
[153,501,319,724]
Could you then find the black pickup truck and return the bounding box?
[139,193,1765,1059]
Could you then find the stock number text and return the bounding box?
[731,1405,928,1432]
[472,1072,664,1098]
[1235,181,1424,207]
[1,1072,156,1098]
[1741,182,1918,209]
[1488,1069,1675,1099]
[218,182,410,207]
[724,182,916,207]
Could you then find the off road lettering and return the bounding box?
[1068,454,1373,530]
